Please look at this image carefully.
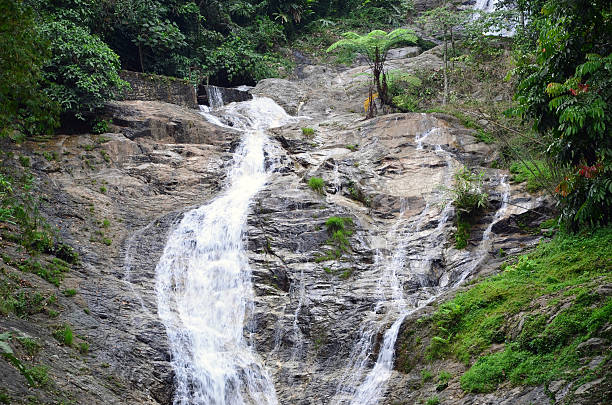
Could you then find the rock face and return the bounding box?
[120,71,198,109]
[197,84,253,106]
[2,49,600,405]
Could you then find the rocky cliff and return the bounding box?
[0,47,580,405]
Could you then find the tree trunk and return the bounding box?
[138,44,145,73]
[443,28,448,106]
[450,26,455,70]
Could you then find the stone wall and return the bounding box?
[119,70,198,109]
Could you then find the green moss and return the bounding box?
[63,289,76,297]
[422,228,612,393]
[99,186,107,194]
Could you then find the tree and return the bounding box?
[513,0,612,229]
[0,0,58,138]
[327,28,418,115]
[39,21,128,119]
[416,3,470,105]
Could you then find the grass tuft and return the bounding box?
[308,177,325,194]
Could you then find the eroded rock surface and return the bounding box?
[1,49,579,405]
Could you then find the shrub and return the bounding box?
[325,216,353,234]
[0,0,58,138]
[425,397,440,405]
[79,342,89,354]
[449,167,488,216]
[302,127,315,136]
[92,119,112,134]
[308,177,325,194]
[63,289,76,297]
[53,324,73,346]
[392,94,420,112]
[39,21,128,119]
[509,160,553,193]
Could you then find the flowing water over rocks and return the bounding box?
[156,98,293,404]
[10,49,554,405]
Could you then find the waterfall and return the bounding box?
[336,143,512,404]
[473,0,516,36]
[206,85,225,109]
[156,97,294,405]
[474,0,498,12]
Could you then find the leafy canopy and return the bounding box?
[0,0,58,137]
[513,0,611,229]
[39,21,128,119]
[326,28,418,64]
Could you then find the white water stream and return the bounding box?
[333,142,511,404]
[155,97,294,405]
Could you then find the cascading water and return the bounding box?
[474,0,498,12]
[334,140,512,404]
[473,0,516,36]
[206,85,225,109]
[155,97,294,405]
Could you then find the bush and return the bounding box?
[0,0,58,138]
[325,216,353,234]
[53,324,73,346]
[302,127,315,136]
[513,2,611,230]
[449,167,488,217]
[392,94,420,112]
[509,160,552,192]
[308,177,325,194]
[39,21,128,119]
[92,119,112,134]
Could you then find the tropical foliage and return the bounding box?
[513,0,611,229]
[327,28,418,113]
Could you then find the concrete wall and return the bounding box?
[120,71,198,109]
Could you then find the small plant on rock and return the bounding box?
[308,177,325,194]
[302,127,315,136]
[53,324,73,346]
[447,167,488,249]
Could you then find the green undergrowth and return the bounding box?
[0,150,77,318]
[423,228,612,393]
[509,160,553,193]
[315,216,354,265]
